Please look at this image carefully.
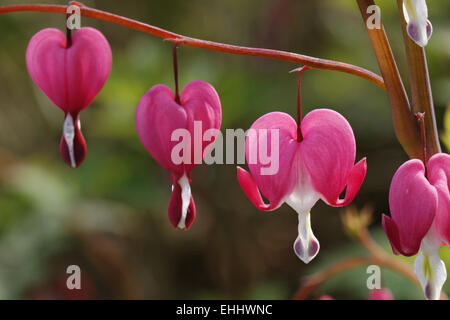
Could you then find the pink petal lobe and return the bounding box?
[182,80,222,172]
[136,81,222,175]
[427,153,450,245]
[329,158,367,207]
[381,214,402,255]
[26,27,112,114]
[237,167,279,211]
[240,112,299,210]
[136,84,188,175]
[384,159,437,256]
[299,109,363,206]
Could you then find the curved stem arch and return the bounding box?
[0,3,385,90]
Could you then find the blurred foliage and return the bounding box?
[442,106,450,152]
[0,0,449,299]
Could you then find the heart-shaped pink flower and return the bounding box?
[237,109,366,263]
[136,80,222,230]
[26,27,112,168]
[382,152,450,300]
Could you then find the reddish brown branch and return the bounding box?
[0,3,385,89]
[356,0,421,159]
[293,256,374,300]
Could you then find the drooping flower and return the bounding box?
[26,27,112,168]
[368,288,394,300]
[136,81,222,230]
[403,0,433,47]
[382,152,450,300]
[237,67,366,263]
[237,110,366,263]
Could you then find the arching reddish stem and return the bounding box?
[0,3,385,90]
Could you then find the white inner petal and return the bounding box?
[403,0,428,23]
[177,173,191,230]
[293,211,320,264]
[414,229,447,300]
[63,113,76,168]
[285,164,321,264]
[403,0,430,46]
[285,164,320,214]
[403,0,414,23]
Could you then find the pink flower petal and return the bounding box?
[300,109,365,206]
[383,159,437,256]
[381,214,402,255]
[239,112,299,210]
[136,84,189,175]
[136,81,221,175]
[427,153,450,245]
[329,158,367,207]
[182,80,222,172]
[26,27,112,113]
[237,167,280,211]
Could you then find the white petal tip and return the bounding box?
[293,237,320,264]
[293,212,320,264]
[176,173,191,230]
[63,113,77,168]
[407,22,430,47]
[414,234,447,300]
[424,283,438,300]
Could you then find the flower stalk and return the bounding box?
[397,0,441,159]
[290,66,309,142]
[172,44,181,105]
[357,0,422,159]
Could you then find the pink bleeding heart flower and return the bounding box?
[237,109,366,263]
[26,27,112,168]
[382,152,450,300]
[136,80,222,230]
[237,68,366,263]
[368,288,394,300]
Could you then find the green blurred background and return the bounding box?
[0,0,448,299]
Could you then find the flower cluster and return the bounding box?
[22,0,448,300]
